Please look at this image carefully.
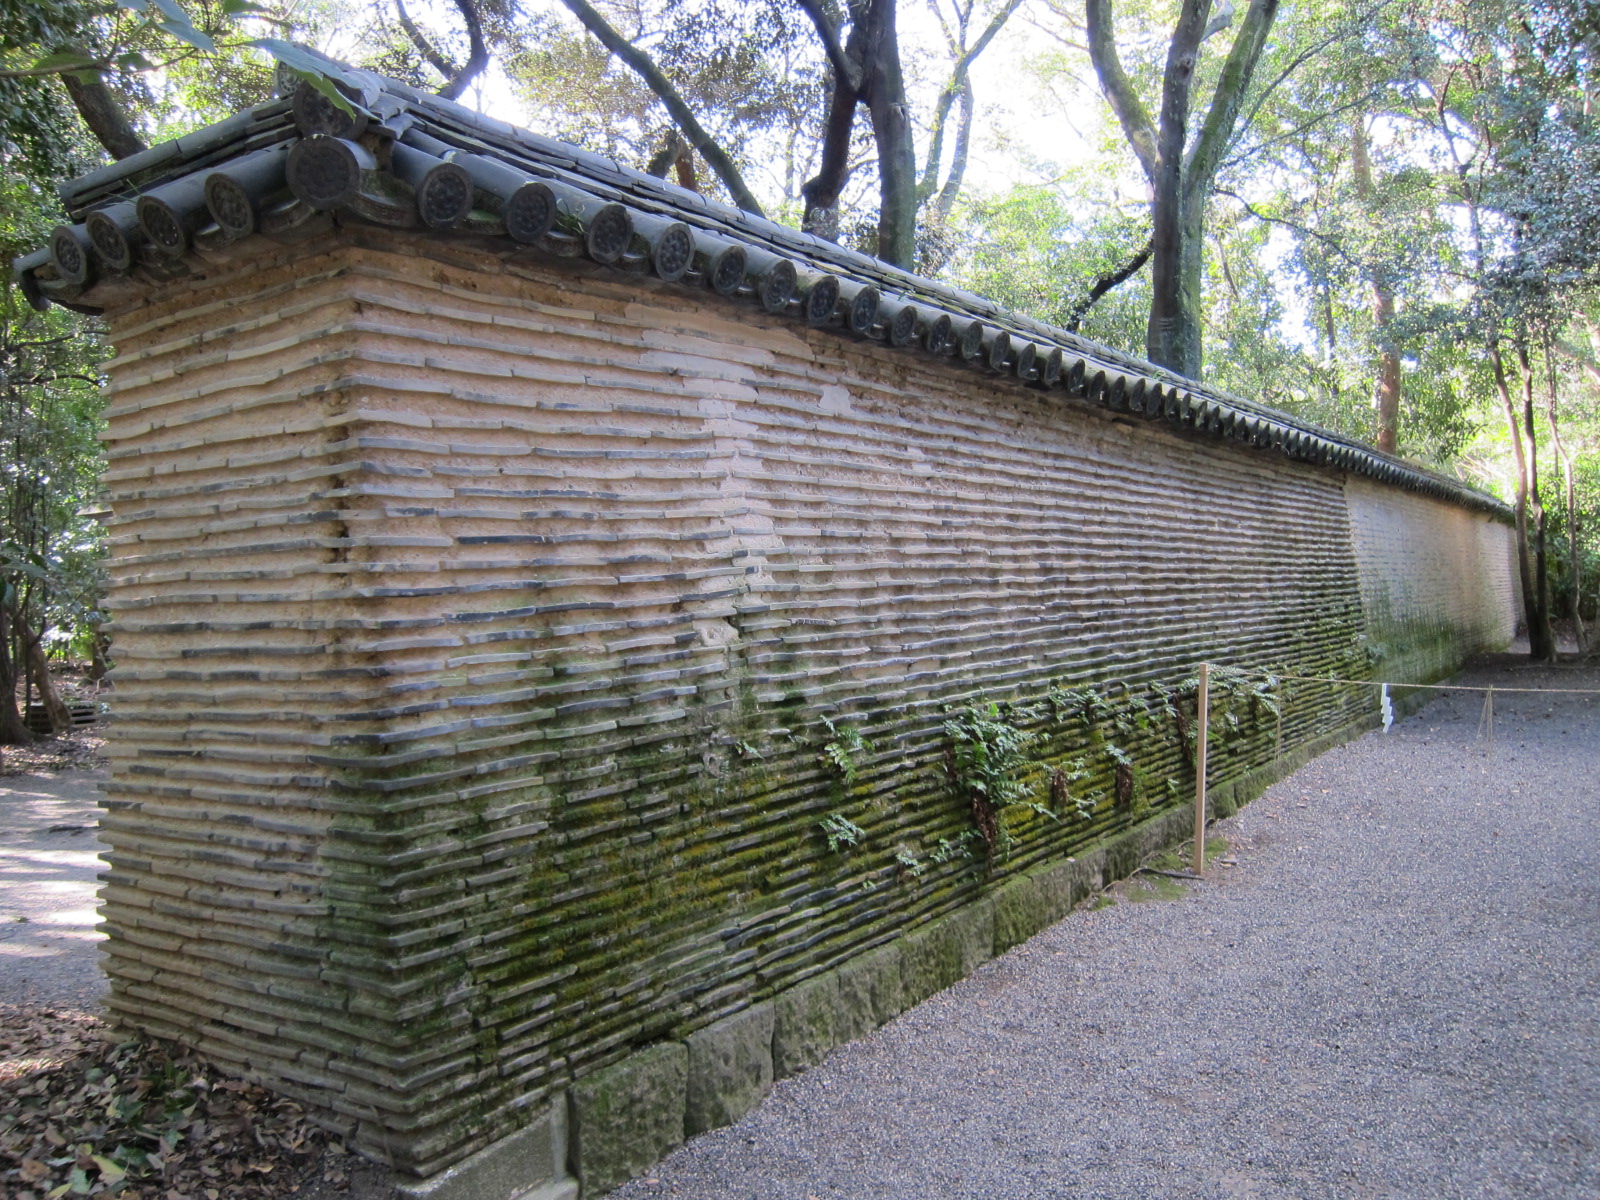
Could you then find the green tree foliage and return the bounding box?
[0,166,108,741]
[951,181,1152,351]
[6,0,1600,678]
[948,0,1600,660]
[497,0,812,215]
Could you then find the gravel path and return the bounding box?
[612,659,1600,1200]
[0,767,108,1009]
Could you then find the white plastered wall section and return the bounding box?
[1343,475,1520,681]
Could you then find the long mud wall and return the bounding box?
[94,232,1517,1193]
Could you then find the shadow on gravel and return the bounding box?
[0,770,108,1009]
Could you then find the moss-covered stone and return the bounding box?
[991,874,1044,954]
[1135,805,1193,859]
[1101,832,1142,886]
[900,898,994,1006]
[394,1102,570,1200]
[834,942,903,1041]
[569,1043,686,1197]
[1032,850,1103,925]
[684,1002,774,1135]
[772,972,840,1079]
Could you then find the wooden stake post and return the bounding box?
[1194,662,1210,876]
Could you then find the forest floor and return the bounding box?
[2,656,1597,1198]
[0,700,391,1197]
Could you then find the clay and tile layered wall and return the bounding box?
[94,231,1515,1187]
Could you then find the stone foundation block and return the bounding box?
[570,1044,687,1196]
[1102,827,1143,883]
[834,941,903,1041]
[772,972,841,1079]
[1136,805,1192,858]
[684,1001,774,1135]
[900,898,994,1006]
[991,873,1044,954]
[1033,850,1104,926]
[392,1099,572,1200]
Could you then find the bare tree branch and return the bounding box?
[8,373,103,388]
[439,0,489,100]
[0,62,97,80]
[394,0,488,100]
[5,336,80,350]
[917,0,1022,203]
[796,0,862,93]
[1228,5,1388,161]
[1183,0,1280,204]
[396,0,457,79]
[1064,233,1154,331]
[802,79,857,223]
[801,0,869,232]
[926,0,961,59]
[1214,187,1362,267]
[60,71,146,158]
[1201,0,1235,41]
[1084,0,1158,181]
[1553,336,1600,385]
[558,0,765,215]
[934,77,975,218]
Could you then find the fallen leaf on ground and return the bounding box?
[1,1004,348,1198]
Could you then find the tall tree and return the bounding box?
[797,0,1021,268]
[552,0,768,213]
[1078,0,1281,377]
[1348,116,1401,452]
[0,156,107,741]
[1542,334,1587,651]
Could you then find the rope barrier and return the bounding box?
[1262,673,1600,696]
[1190,662,1596,867]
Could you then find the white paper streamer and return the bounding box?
[1381,682,1394,733]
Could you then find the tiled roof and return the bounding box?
[13,50,1507,517]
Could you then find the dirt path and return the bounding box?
[0,767,108,1009]
[609,658,1600,1200]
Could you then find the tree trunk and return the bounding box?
[861,0,917,269]
[437,0,490,101]
[18,612,71,734]
[1490,344,1554,660]
[1371,290,1401,453]
[1085,0,1279,381]
[0,607,34,744]
[88,627,110,683]
[800,16,864,240]
[1350,117,1401,453]
[1517,341,1555,660]
[1542,342,1586,653]
[1145,0,1212,377]
[1170,192,1207,377]
[61,72,147,159]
